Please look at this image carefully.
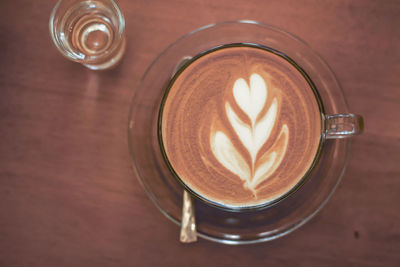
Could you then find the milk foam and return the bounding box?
[211,73,289,194]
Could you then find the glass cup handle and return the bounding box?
[325,113,364,139]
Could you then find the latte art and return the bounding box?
[211,73,289,195]
[160,45,322,208]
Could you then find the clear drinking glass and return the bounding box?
[49,0,126,70]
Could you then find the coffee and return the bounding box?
[160,44,322,209]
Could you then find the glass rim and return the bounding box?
[156,43,327,212]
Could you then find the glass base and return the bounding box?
[83,37,126,70]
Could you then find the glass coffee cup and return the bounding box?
[128,21,364,244]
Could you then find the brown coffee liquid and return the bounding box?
[160,45,322,208]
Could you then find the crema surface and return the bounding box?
[161,45,322,208]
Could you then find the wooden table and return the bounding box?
[1,0,399,266]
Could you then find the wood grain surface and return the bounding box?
[0,0,399,266]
